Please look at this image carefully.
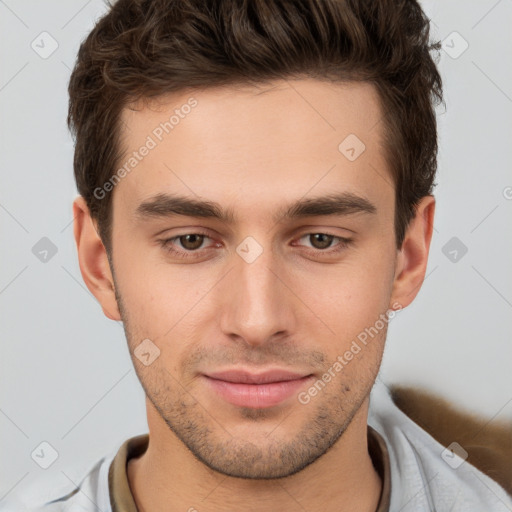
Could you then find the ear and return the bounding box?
[73,196,121,321]
[389,195,435,309]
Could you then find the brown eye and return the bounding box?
[178,234,205,250]
[159,231,219,260]
[292,232,353,258]
[308,233,335,250]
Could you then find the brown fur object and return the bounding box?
[390,385,512,496]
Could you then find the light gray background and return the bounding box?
[1,0,511,506]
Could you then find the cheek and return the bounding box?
[112,234,168,335]
[293,249,396,347]
[113,237,220,344]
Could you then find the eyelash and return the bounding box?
[157,231,353,260]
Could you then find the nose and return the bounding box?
[218,242,297,347]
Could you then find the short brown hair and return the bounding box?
[68,0,443,253]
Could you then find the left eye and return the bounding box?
[298,233,339,250]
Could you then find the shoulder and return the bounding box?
[368,379,512,511]
[16,455,114,512]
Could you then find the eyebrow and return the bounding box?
[135,192,377,225]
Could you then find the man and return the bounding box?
[26,0,512,510]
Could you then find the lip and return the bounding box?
[202,369,314,408]
[205,369,309,384]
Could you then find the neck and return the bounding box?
[127,398,382,512]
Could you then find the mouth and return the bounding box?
[202,369,315,409]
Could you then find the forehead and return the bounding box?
[114,78,391,217]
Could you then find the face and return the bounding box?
[82,79,421,479]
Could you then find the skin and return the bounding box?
[73,78,435,512]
